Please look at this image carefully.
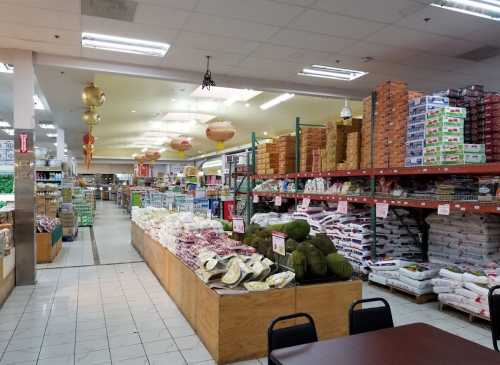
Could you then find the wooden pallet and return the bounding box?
[439,302,490,323]
[368,280,437,304]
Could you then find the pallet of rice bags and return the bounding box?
[368,272,389,286]
[387,278,434,296]
[399,263,440,281]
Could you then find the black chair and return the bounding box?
[349,297,394,335]
[267,312,318,365]
[488,285,500,352]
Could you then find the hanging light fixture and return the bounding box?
[201,56,216,90]
[340,97,352,120]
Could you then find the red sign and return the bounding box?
[19,133,29,154]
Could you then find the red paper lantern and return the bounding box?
[83,132,95,145]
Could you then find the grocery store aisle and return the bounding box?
[93,201,142,265]
[36,228,94,269]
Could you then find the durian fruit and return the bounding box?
[305,245,327,277]
[285,238,298,253]
[283,220,310,242]
[288,250,307,282]
[310,233,336,256]
[326,253,353,280]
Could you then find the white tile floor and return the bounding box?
[1,202,495,365]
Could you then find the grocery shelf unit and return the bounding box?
[250,90,500,260]
[226,150,253,223]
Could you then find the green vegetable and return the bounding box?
[0,175,13,194]
[310,234,336,256]
[219,220,232,231]
[288,250,307,281]
[285,238,298,253]
[305,245,327,277]
[283,220,310,242]
[246,223,261,236]
[326,253,353,280]
[267,223,286,232]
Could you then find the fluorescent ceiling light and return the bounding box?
[33,95,45,110]
[299,65,368,81]
[39,123,55,129]
[0,121,10,128]
[0,63,13,74]
[259,93,295,110]
[81,32,170,57]
[46,133,57,138]
[191,86,262,106]
[431,0,500,20]
[161,112,215,124]
[2,129,13,136]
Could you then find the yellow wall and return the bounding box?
[77,163,134,174]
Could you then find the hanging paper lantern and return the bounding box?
[145,151,160,162]
[82,109,101,126]
[83,132,95,146]
[82,144,94,169]
[205,120,236,151]
[134,154,146,164]
[82,82,106,108]
[170,137,192,159]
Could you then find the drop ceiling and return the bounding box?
[0,0,498,96]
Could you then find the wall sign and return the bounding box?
[19,133,29,154]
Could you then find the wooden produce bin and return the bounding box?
[133,226,362,365]
[36,232,62,264]
[131,222,144,257]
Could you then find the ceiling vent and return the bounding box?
[81,0,137,22]
[457,46,500,61]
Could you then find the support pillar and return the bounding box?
[56,128,65,161]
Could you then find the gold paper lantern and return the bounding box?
[145,151,160,161]
[82,109,101,126]
[170,137,192,159]
[135,154,146,164]
[82,82,106,108]
[206,120,236,151]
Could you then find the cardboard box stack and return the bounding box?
[423,107,467,165]
[360,96,372,169]
[337,132,360,170]
[406,95,450,167]
[60,204,77,238]
[256,141,278,175]
[374,81,409,168]
[276,135,295,174]
[36,195,60,218]
[300,128,326,172]
[483,94,500,162]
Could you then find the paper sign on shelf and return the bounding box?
[232,217,245,233]
[272,231,287,256]
[302,197,310,209]
[206,209,212,219]
[337,200,348,214]
[253,194,259,203]
[275,195,282,206]
[376,203,389,218]
[437,204,450,216]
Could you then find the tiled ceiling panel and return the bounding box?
[133,3,191,28]
[268,29,356,53]
[250,43,332,65]
[175,31,261,55]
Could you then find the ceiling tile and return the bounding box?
[463,22,500,46]
[81,48,164,66]
[273,0,318,6]
[250,43,332,65]
[0,3,80,31]
[0,0,80,13]
[0,22,80,47]
[401,52,478,72]
[314,0,425,23]
[289,9,386,40]
[162,47,247,71]
[0,36,81,57]
[182,13,279,42]
[134,0,199,11]
[133,3,191,29]
[268,29,356,53]
[175,31,261,55]
[82,16,178,44]
[366,25,485,57]
[340,41,417,63]
[194,0,304,27]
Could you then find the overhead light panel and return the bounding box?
[33,95,45,110]
[46,133,57,138]
[39,122,55,129]
[259,93,295,110]
[81,32,170,57]
[0,64,13,74]
[2,129,13,136]
[431,0,500,21]
[0,121,10,128]
[299,65,368,81]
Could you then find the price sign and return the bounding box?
[438,204,450,216]
[272,232,287,256]
[302,197,310,209]
[232,217,245,233]
[376,203,389,218]
[275,195,282,206]
[253,194,259,203]
[206,209,212,219]
[337,200,348,214]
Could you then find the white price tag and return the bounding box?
[232,217,245,233]
[206,209,212,219]
[275,195,282,206]
[272,232,286,256]
[438,204,450,216]
[337,200,348,214]
[376,203,389,218]
[302,197,310,209]
[253,194,259,203]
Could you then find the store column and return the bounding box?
[13,50,36,285]
[56,128,65,161]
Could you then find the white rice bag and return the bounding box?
[388,279,433,295]
[434,286,454,294]
[439,268,464,282]
[368,272,388,286]
[431,278,462,289]
[399,275,433,290]
[399,264,440,281]
[463,272,489,285]
[464,282,489,297]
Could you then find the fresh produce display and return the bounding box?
[0,175,13,194]
[36,215,60,233]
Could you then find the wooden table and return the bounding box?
[270,323,499,365]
